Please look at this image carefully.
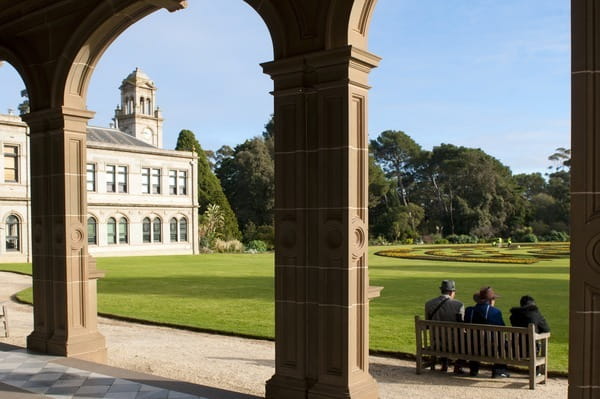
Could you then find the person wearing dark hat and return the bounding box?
[425,280,465,373]
[510,295,550,376]
[464,286,510,378]
[509,295,550,333]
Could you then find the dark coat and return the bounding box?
[509,304,550,333]
[465,303,505,326]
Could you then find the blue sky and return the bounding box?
[0,1,569,175]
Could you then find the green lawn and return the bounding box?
[0,244,569,372]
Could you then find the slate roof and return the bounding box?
[87,126,155,148]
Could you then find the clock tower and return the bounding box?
[114,67,163,148]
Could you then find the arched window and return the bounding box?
[140,97,145,114]
[5,214,20,251]
[107,217,116,245]
[179,217,188,242]
[147,99,152,115]
[119,217,128,244]
[142,217,151,243]
[87,217,97,245]
[170,218,177,242]
[152,217,162,243]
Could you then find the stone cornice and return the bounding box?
[87,142,197,160]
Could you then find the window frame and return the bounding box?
[5,214,20,251]
[117,165,128,193]
[3,144,19,183]
[152,217,162,243]
[178,171,187,195]
[87,217,97,245]
[151,168,161,194]
[118,217,128,244]
[168,170,177,195]
[86,163,96,192]
[107,217,117,245]
[179,217,188,242]
[141,168,150,194]
[170,218,178,242]
[142,217,152,243]
[106,165,116,193]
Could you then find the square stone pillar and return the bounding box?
[570,1,600,397]
[22,107,106,362]
[264,46,380,399]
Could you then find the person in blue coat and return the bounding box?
[464,286,510,378]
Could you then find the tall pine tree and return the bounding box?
[175,129,241,239]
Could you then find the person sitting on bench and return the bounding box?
[424,279,465,374]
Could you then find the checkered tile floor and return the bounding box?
[0,349,206,399]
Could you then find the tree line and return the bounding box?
[175,122,569,250]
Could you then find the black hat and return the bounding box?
[440,280,456,292]
[520,295,536,307]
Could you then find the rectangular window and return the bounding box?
[169,170,177,195]
[178,171,187,195]
[151,168,161,194]
[142,168,150,194]
[3,145,18,182]
[86,163,96,192]
[117,166,128,193]
[106,165,116,192]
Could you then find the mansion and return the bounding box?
[0,68,199,262]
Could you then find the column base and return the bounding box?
[28,330,107,363]
[266,374,312,399]
[308,375,379,399]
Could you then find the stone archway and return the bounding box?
[0,1,381,398]
[0,1,597,398]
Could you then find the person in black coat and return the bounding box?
[509,295,550,333]
[510,295,550,376]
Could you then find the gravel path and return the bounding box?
[0,272,568,398]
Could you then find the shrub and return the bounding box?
[244,223,274,250]
[520,233,538,243]
[246,240,268,252]
[446,234,476,244]
[213,239,245,253]
[256,225,275,249]
[369,236,390,246]
[434,238,449,244]
[542,230,570,242]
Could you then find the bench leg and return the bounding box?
[416,353,422,374]
[529,366,535,390]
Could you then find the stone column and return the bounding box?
[570,1,600,397]
[23,107,106,362]
[264,46,380,399]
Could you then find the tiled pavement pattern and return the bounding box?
[0,349,205,399]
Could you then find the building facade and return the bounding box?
[0,69,199,262]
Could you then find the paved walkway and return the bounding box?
[0,272,568,398]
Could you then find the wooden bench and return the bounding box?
[415,315,550,389]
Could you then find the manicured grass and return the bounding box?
[368,245,569,372]
[0,244,569,372]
